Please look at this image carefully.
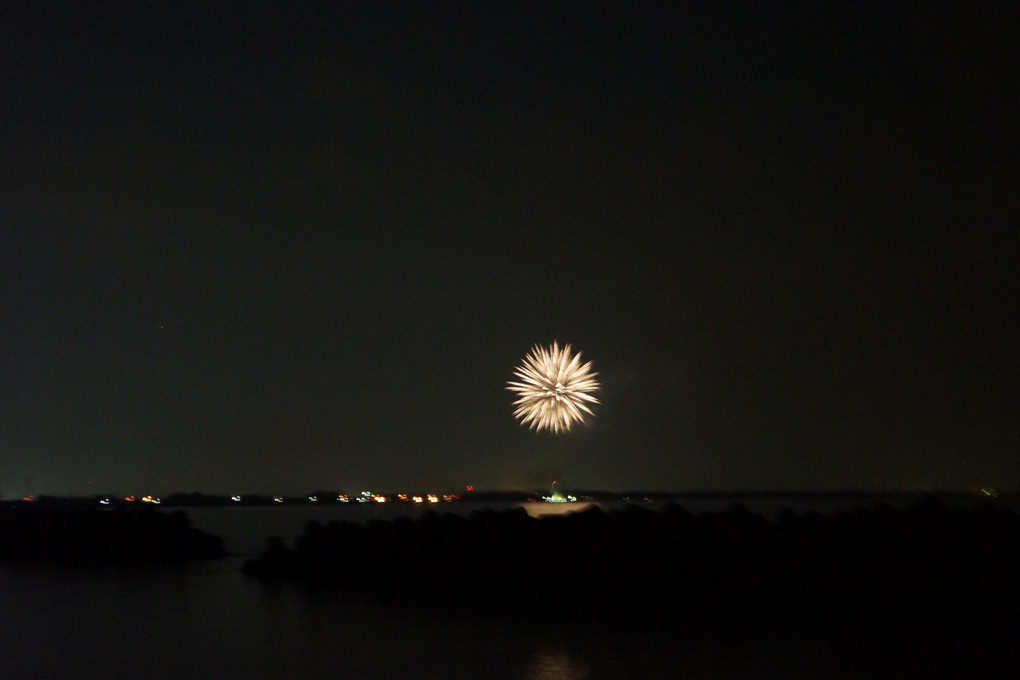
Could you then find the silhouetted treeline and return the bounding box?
[0,505,226,563]
[242,497,1020,626]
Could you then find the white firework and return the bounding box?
[507,341,601,433]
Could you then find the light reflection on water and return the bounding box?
[520,501,597,518]
[524,646,591,680]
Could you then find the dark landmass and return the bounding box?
[0,504,226,564]
[242,496,1020,630]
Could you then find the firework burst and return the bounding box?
[507,341,601,433]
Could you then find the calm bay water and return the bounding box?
[0,557,861,680]
[2,496,1016,679]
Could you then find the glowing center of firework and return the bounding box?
[507,341,601,433]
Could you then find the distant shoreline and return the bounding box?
[3,488,1012,508]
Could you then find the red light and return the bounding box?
[466,485,474,491]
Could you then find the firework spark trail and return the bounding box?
[507,341,601,433]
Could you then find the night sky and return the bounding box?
[2,3,1017,498]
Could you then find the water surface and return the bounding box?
[3,495,1017,678]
